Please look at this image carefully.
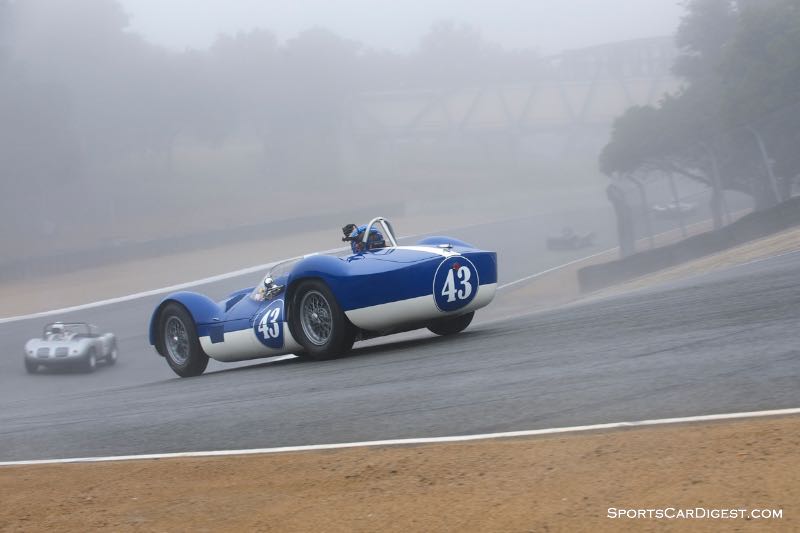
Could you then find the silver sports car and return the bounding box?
[24,322,118,373]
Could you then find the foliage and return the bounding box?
[600,0,800,209]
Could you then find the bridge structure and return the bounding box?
[344,37,681,176]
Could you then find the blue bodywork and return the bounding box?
[149,236,497,357]
[282,247,496,312]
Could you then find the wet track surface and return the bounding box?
[0,209,618,405]
[1,214,799,461]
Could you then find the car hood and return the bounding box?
[25,339,83,350]
[360,245,459,264]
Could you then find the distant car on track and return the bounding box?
[24,322,118,374]
[148,217,497,377]
[651,201,697,219]
[546,228,596,251]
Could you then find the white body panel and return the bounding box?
[345,283,497,331]
[199,324,302,362]
[24,333,116,361]
[196,283,495,362]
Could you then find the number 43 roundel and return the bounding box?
[433,256,479,312]
[254,299,285,349]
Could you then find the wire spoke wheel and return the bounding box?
[291,280,355,361]
[300,290,334,346]
[158,303,209,377]
[165,316,190,365]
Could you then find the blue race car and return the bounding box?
[149,217,497,377]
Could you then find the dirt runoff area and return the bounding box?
[1,416,797,532]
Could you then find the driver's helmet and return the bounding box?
[349,225,385,253]
[48,323,65,338]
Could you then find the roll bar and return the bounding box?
[362,216,398,248]
[43,322,95,336]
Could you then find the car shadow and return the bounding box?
[211,355,304,375]
[211,329,485,376]
[348,332,476,357]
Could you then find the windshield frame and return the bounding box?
[362,217,398,248]
[43,322,93,338]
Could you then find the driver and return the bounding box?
[342,223,385,253]
[47,323,65,340]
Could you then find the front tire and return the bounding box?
[290,280,355,361]
[105,344,118,366]
[158,303,209,377]
[81,349,98,373]
[25,359,38,374]
[428,312,474,336]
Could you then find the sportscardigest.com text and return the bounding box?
[608,508,783,520]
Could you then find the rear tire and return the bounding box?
[427,312,474,336]
[290,280,355,361]
[25,359,38,374]
[158,303,209,377]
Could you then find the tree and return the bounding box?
[673,0,738,83]
[261,28,362,182]
[720,0,800,196]
[600,0,800,212]
[207,29,279,138]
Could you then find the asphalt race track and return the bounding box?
[0,209,618,405]
[1,214,799,461]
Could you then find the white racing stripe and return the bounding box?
[395,245,459,257]
[1,407,797,467]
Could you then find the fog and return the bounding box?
[118,0,683,54]
[0,0,685,280]
[0,0,800,484]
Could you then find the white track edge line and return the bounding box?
[0,243,608,325]
[496,210,768,292]
[1,217,507,324]
[2,407,798,467]
[497,248,616,290]
[0,224,447,323]
[0,248,347,325]
[0,213,749,324]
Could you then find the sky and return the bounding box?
[117,0,685,54]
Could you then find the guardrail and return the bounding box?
[578,196,800,292]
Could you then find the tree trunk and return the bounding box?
[704,144,724,230]
[710,192,723,230]
[751,178,780,211]
[607,182,635,258]
[748,127,781,206]
[667,173,687,238]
